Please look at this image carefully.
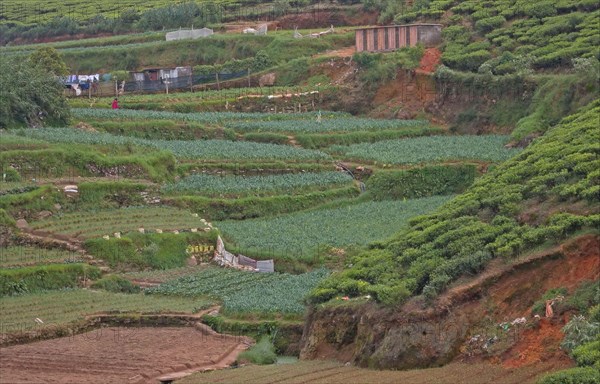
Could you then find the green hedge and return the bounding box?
[77,181,148,207]
[244,132,290,145]
[167,186,360,221]
[296,127,443,149]
[537,367,600,384]
[1,146,176,182]
[91,275,140,293]
[0,264,101,296]
[85,232,218,269]
[365,164,477,200]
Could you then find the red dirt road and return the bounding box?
[0,327,245,383]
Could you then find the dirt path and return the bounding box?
[287,135,302,148]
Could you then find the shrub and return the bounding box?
[366,164,477,200]
[2,167,21,182]
[84,238,139,267]
[572,340,600,369]
[91,275,140,293]
[475,16,507,33]
[537,367,600,384]
[561,315,599,353]
[237,336,278,365]
[0,264,101,296]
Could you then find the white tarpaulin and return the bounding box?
[166,27,214,41]
[213,236,273,272]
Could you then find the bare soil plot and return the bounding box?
[0,326,245,384]
[179,359,562,384]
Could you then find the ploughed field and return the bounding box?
[179,359,560,384]
[0,327,243,384]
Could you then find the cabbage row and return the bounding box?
[225,118,430,133]
[145,267,330,314]
[329,135,520,164]
[217,196,453,259]
[72,108,346,124]
[162,172,352,195]
[15,128,330,161]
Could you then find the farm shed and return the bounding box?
[355,24,442,52]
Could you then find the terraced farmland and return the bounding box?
[0,289,211,332]
[329,135,521,164]
[0,246,82,267]
[29,207,209,239]
[17,128,330,161]
[162,172,353,196]
[69,87,343,111]
[146,268,330,315]
[71,108,345,124]
[225,118,430,133]
[217,196,453,259]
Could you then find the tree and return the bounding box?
[0,56,70,128]
[28,47,69,76]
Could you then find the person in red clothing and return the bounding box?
[112,98,119,109]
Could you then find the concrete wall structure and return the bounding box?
[355,24,442,52]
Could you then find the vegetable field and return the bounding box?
[69,87,342,111]
[217,196,453,259]
[0,246,81,267]
[162,172,353,196]
[17,128,330,161]
[72,108,345,124]
[225,118,430,133]
[0,289,211,331]
[29,207,209,239]
[146,268,329,314]
[329,135,520,164]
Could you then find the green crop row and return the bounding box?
[162,172,353,197]
[217,195,453,261]
[167,186,359,221]
[69,86,343,109]
[0,246,82,268]
[366,164,477,200]
[0,264,101,296]
[87,119,237,141]
[225,118,429,133]
[30,206,210,239]
[14,128,330,161]
[329,135,520,164]
[296,127,445,149]
[72,108,346,124]
[0,289,211,332]
[145,267,330,315]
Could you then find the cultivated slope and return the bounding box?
[311,100,599,305]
